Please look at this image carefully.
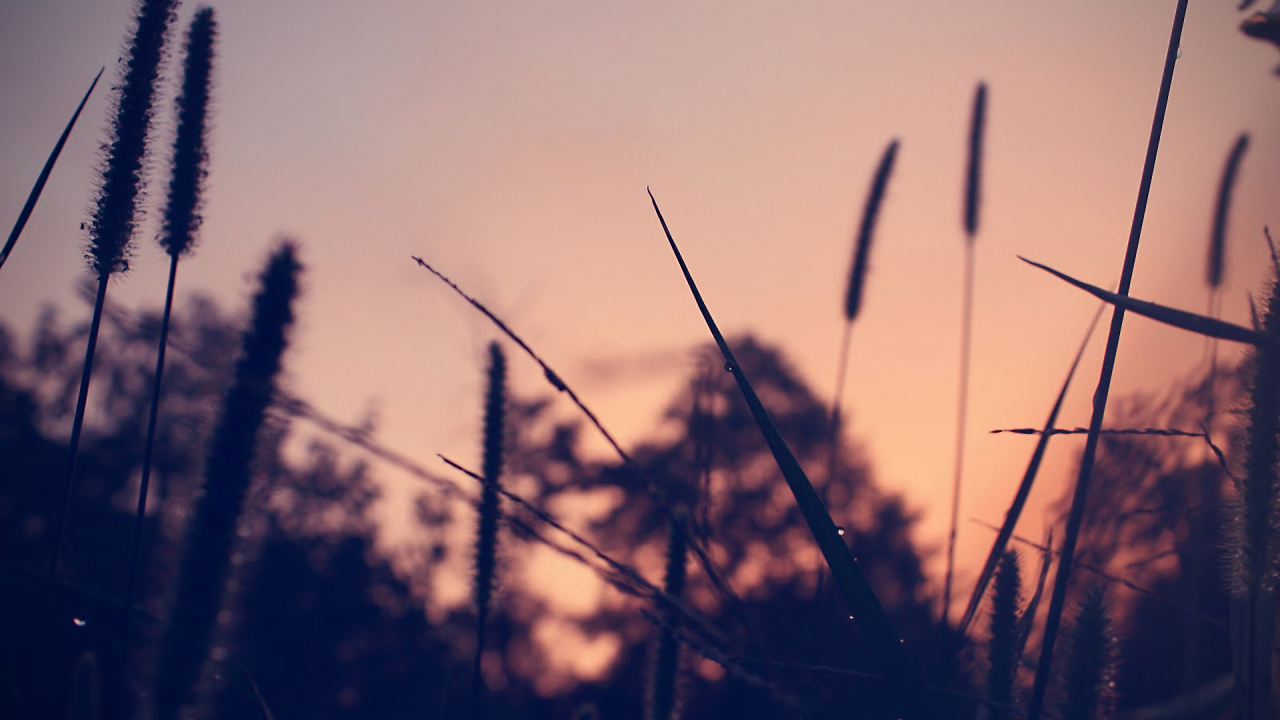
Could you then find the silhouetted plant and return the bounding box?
[1227,268,1280,720]
[647,507,689,720]
[829,138,899,492]
[984,551,1022,720]
[150,243,301,720]
[0,68,102,273]
[1208,134,1249,289]
[472,341,506,720]
[946,80,987,626]
[48,0,177,587]
[129,4,218,615]
[1026,3,1188,717]
[1058,588,1116,720]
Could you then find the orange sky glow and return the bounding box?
[2,0,1278,688]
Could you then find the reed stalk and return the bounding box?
[1026,3,1189,717]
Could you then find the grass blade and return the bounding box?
[1026,2,1189,717]
[647,188,926,717]
[1020,256,1269,347]
[0,67,103,273]
[957,304,1103,636]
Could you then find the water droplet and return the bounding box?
[72,617,87,627]
[836,526,846,536]
[848,615,854,620]
[723,361,735,373]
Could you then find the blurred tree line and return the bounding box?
[0,291,1237,719]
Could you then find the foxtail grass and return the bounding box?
[958,305,1102,636]
[945,81,987,625]
[828,138,899,482]
[1057,588,1115,720]
[647,188,927,719]
[471,342,506,720]
[150,243,301,720]
[1188,132,1247,688]
[1207,134,1249,289]
[1226,268,1280,720]
[647,508,689,720]
[47,0,177,599]
[0,67,103,273]
[1026,4,1189,716]
[128,5,218,617]
[985,551,1022,720]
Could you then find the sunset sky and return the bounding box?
[2,0,1278,679]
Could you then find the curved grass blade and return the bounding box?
[0,67,103,272]
[647,188,926,718]
[1020,256,1269,348]
[956,304,1104,636]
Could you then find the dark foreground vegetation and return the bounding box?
[2,1,1280,719]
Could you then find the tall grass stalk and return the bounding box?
[647,508,689,720]
[471,342,506,720]
[945,81,986,625]
[985,551,1022,720]
[957,307,1102,636]
[0,67,103,273]
[828,138,899,485]
[1188,131,1248,689]
[648,188,927,718]
[127,5,218,617]
[47,0,177,591]
[1025,3,1189,718]
[150,243,301,720]
[1227,269,1280,720]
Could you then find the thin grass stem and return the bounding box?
[1026,4,1189,716]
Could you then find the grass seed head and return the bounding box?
[844,139,899,322]
[86,0,178,277]
[159,7,217,258]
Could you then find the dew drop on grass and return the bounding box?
[836,526,846,536]
[723,361,734,373]
[72,617,87,627]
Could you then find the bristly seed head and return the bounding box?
[86,0,178,277]
[1206,134,1249,289]
[159,7,217,258]
[844,139,899,322]
[474,342,506,617]
[964,82,987,239]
